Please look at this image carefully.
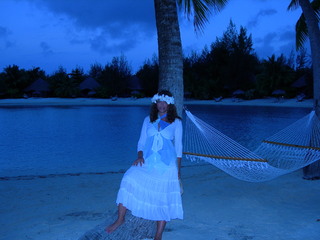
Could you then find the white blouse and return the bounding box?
[137,116,183,165]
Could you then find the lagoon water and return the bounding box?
[0,105,311,177]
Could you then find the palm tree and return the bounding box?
[288,0,320,179]
[154,0,228,115]
[288,0,320,114]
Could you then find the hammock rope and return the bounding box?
[183,152,268,162]
[262,140,320,151]
[183,109,320,182]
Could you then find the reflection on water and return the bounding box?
[187,105,310,150]
[0,105,311,177]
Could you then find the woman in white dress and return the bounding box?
[106,90,183,240]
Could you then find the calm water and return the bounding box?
[0,105,311,177]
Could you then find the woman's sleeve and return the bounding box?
[137,117,149,152]
[174,119,183,158]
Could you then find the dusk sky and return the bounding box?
[0,0,303,75]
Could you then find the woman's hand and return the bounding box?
[133,157,145,166]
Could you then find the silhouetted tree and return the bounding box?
[212,21,258,92]
[136,57,159,96]
[2,65,30,98]
[256,54,295,97]
[89,63,103,79]
[49,66,80,97]
[96,55,132,98]
[69,67,85,85]
[184,21,259,99]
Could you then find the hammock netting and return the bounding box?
[183,109,320,182]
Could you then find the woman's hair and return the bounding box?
[150,90,181,123]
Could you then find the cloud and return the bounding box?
[19,0,156,55]
[279,29,295,42]
[0,26,10,38]
[278,29,296,56]
[0,25,14,49]
[66,23,146,55]
[40,41,53,55]
[21,0,156,34]
[5,41,15,48]
[254,32,277,58]
[90,34,135,55]
[278,43,295,57]
[254,27,297,59]
[247,9,277,29]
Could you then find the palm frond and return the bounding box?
[177,0,191,19]
[311,0,320,21]
[287,0,300,11]
[295,14,308,50]
[192,0,211,33]
[205,0,229,12]
[178,0,228,33]
[289,0,320,49]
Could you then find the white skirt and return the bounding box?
[116,153,183,221]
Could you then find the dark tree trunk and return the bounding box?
[299,0,320,179]
[154,0,184,116]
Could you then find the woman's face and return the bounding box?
[156,101,168,114]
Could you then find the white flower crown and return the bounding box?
[151,93,175,104]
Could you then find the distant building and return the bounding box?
[79,77,101,97]
[24,78,50,97]
[127,75,143,97]
[291,74,312,98]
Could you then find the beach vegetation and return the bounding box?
[88,63,103,80]
[0,65,45,98]
[0,45,312,101]
[95,55,132,98]
[48,66,81,98]
[184,21,259,99]
[0,43,312,101]
[255,54,295,97]
[136,56,159,97]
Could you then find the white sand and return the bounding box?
[0,97,314,108]
[1,166,319,240]
[0,97,319,240]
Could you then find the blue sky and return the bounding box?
[0,0,302,75]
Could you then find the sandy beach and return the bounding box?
[0,96,314,108]
[0,97,319,240]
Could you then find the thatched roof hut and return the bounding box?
[24,78,50,97]
[79,77,101,97]
[80,77,100,90]
[127,75,143,97]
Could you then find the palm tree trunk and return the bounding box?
[154,0,184,116]
[299,0,320,179]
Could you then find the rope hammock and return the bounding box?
[183,109,320,182]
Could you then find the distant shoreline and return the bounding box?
[0,97,314,108]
